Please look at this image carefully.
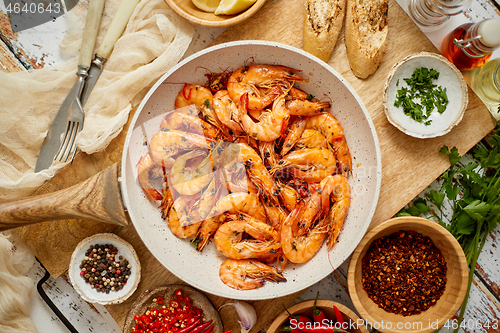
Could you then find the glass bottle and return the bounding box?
[470,58,500,108]
[408,0,472,29]
[441,19,500,71]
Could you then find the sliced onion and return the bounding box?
[219,301,257,333]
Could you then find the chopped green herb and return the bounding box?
[394,67,449,125]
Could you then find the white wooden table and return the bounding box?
[1,0,500,332]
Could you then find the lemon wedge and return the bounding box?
[191,0,221,12]
[214,0,257,15]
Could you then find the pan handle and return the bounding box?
[0,163,129,231]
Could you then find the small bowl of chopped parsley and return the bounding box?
[383,52,468,138]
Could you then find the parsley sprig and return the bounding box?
[394,67,449,125]
[397,120,500,332]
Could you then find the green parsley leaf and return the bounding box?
[393,67,449,125]
[428,189,445,208]
[440,145,461,165]
[463,200,491,221]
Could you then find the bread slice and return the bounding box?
[345,0,388,78]
[303,0,346,63]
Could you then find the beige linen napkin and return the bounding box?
[0,0,195,199]
[0,231,37,333]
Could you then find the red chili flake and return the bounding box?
[361,230,447,316]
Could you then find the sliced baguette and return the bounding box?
[345,0,388,78]
[303,0,346,63]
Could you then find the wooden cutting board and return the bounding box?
[13,0,495,331]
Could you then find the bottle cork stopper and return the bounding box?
[478,20,500,47]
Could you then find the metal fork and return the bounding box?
[54,66,87,163]
[53,0,106,164]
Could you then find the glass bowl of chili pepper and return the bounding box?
[348,216,469,333]
[123,284,223,333]
[267,299,369,333]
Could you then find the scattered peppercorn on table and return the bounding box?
[2,0,499,332]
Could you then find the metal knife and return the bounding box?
[81,0,141,104]
[35,0,106,172]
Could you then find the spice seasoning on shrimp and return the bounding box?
[137,63,354,290]
[361,230,447,316]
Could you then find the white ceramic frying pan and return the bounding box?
[0,41,382,300]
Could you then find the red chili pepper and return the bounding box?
[175,289,184,298]
[292,322,347,333]
[203,323,214,333]
[312,292,326,322]
[176,318,202,333]
[222,330,232,333]
[150,308,159,318]
[290,315,313,333]
[184,316,199,326]
[189,320,213,333]
[157,297,164,305]
[332,306,344,327]
[289,318,301,333]
[170,300,180,308]
[191,308,203,316]
[141,314,151,325]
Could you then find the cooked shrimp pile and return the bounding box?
[137,64,352,290]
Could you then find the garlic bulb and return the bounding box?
[220,301,257,333]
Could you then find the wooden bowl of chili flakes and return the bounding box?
[267,299,369,333]
[348,216,468,333]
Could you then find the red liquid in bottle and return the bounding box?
[441,23,492,71]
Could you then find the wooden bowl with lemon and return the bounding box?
[165,0,267,27]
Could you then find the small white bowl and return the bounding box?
[68,233,141,305]
[383,52,468,139]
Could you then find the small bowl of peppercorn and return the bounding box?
[68,233,141,305]
[348,216,468,333]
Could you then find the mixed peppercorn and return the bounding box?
[132,288,211,333]
[361,230,447,316]
[79,243,132,293]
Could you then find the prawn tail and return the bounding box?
[145,188,163,201]
[192,228,214,252]
[326,204,349,249]
[160,189,173,219]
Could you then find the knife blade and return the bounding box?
[81,0,141,104]
[35,0,106,172]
